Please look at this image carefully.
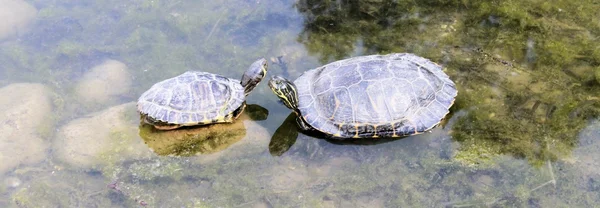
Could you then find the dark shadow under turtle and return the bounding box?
[269,112,406,157]
[139,104,268,157]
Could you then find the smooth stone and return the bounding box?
[53,102,153,169]
[0,83,51,174]
[0,0,37,41]
[75,60,132,106]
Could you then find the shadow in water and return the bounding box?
[138,104,268,156]
[269,112,406,157]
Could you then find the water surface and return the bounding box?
[1,0,599,207]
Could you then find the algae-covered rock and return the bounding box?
[0,83,51,174]
[11,169,113,207]
[74,60,132,106]
[0,0,37,41]
[53,102,152,169]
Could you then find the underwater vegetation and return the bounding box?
[1,0,600,207]
[295,0,600,166]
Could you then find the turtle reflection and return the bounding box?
[139,104,268,156]
[269,112,403,158]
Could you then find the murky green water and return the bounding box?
[1,0,599,207]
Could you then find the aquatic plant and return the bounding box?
[2,0,600,207]
[295,0,600,165]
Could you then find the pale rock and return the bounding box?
[0,0,37,41]
[0,83,51,174]
[53,102,153,169]
[75,60,132,106]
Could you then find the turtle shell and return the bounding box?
[137,71,245,126]
[294,53,457,138]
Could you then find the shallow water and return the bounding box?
[1,0,599,207]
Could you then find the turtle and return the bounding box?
[137,58,268,130]
[268,53,457,139]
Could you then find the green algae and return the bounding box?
[12,180,71,207]
[2,0,600,207]
[282,1,600,205]
[10,170,115,207]
[296,0,600,166]
[595,66,600,84]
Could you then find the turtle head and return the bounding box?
[241,58,268,96]
[268,76,299,110]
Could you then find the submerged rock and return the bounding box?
[53,102,152,169]
[0,83,51,174]
[571,120,600,183]
[0,0,37,41]
[11,169,113,207]
[74,60,132,106]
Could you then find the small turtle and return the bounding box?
[137,58,268,130]
[268,53,457,139]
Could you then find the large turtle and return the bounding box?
[138,58,268,130]
[268,53,457,139]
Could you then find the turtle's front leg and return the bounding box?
[295,116,311,131]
